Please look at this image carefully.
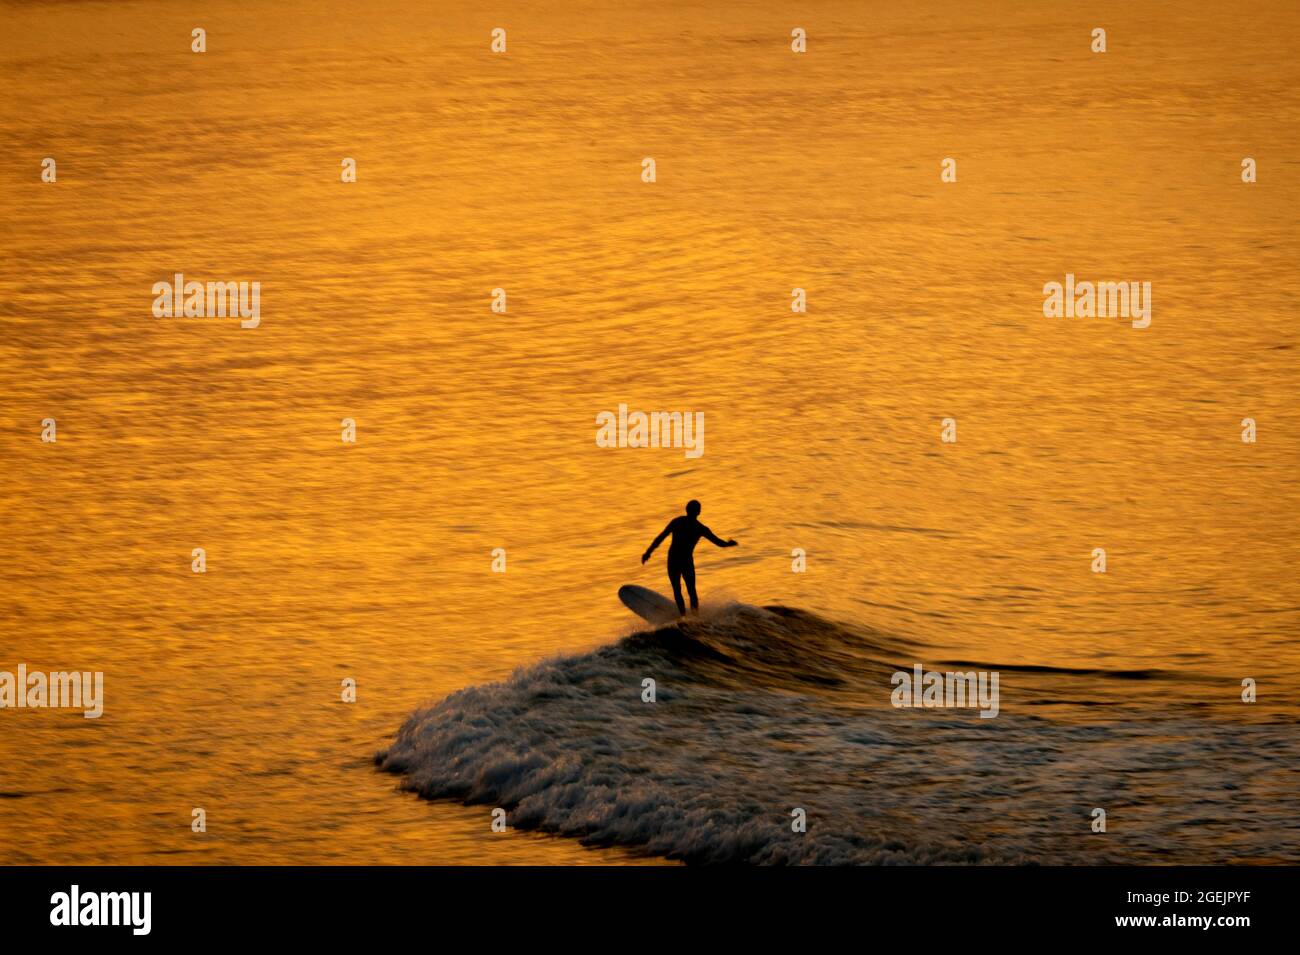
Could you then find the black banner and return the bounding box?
[0,865,1286,941]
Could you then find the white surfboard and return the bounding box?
[618,584,679,624]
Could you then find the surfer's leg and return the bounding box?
[668,563,686,616]
[683,563,698,613]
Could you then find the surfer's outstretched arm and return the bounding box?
[641,523,673,564]
[703,526,738,548]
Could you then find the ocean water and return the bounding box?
[1,0,1298,864]
[379,604,1300,864]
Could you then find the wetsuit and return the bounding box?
[648,515,730,615]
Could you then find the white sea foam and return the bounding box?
[377,607,1300,864]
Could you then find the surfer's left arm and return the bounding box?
[703,526,738,548]
[642,523,672,564]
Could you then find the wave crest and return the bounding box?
[376,606,1005,864]
[376,604,1299,864]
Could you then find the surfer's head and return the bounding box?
[686,499,701,517]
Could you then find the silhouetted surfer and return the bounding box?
[641,500,738,615]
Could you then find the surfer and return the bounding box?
[641,500,738,615]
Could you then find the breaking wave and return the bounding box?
[376,604,1300,864]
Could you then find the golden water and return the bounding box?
[1,0,1296,863]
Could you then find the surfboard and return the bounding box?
[618,584,679,624]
